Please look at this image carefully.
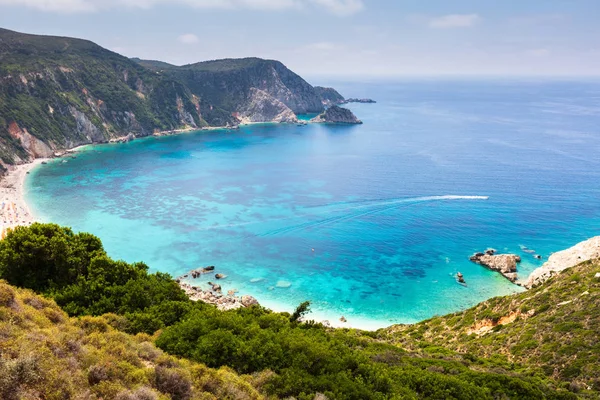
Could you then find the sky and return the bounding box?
[0,0,599,77]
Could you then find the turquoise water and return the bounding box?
[26,79,600,328]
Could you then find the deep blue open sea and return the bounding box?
[26,79,600,328]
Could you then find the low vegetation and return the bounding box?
[0,280,264,400]
[0,223,595,399]
[381,261,600,397]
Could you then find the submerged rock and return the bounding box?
[276,280,292,288]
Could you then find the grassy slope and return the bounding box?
[380,260,600,396]
[0,279,265,400]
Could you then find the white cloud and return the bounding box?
[429,14,481,29]
[0,0,364,15]
[178,33,199,44]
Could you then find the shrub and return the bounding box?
[153,366,192,400]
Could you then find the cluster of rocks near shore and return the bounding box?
[469,237,600,288]
[176,266,259,311]
[470,249,522,282]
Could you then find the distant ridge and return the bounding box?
[0,28,359,171]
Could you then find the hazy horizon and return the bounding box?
[1,0,599,78]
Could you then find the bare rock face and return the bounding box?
[470,253,521,282]
[311,106,362,124]
[525,236,600,288]
[237,88,298,123]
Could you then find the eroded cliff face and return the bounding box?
[163,58,326,116]
[0,29,359,169]
[0,28,224,168]
[236,88,298,124]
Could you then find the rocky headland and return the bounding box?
[311,105,363,124]
[0,29,371,172]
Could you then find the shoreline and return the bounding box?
[0,158,49,237]
[6,127,599,331]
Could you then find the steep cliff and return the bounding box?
[0,28,359,169]
[155,58,325,115]
[0,28,233,168]
[236,88,298,123]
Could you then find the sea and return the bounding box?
[26,78,600,329]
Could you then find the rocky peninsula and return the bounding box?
[0,28,372,170]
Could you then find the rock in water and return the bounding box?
[470,253,521,282]
[311,106,363,124]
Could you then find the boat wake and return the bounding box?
[258,195,489,237]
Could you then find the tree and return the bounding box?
[0,223,104,291]
[290,301,311,323]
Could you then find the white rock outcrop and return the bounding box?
[525,236,600,288]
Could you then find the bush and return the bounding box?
[153,366,192,400]
[0,354,43,400]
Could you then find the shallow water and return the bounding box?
[27,79,600,328]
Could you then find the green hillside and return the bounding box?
[0,223,587,399]
[139,57,327,115]
[381,260,600,396]
[0,28,236,168]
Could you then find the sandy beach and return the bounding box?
[0,158,49,238]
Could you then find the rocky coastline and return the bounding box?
[175,267,260,311]
[525,236,600,288]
